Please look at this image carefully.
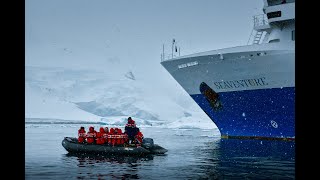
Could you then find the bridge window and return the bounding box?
[267,11,281,19]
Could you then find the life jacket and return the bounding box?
[107,128,127,146]
[122,133,129,144]
[125,123,136,128]
[135,131,144,144]
[113,128,123,135]
[96,127,107,145]
[78,128,86,143]
[128,119,134,124]
[115,128,125,145]
[107,128,115,145]
[109,128,115,134]
[103,127,109,140]
[86,127,97,144]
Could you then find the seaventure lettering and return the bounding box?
[213,77,268,90]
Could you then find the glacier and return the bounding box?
[25,65,217,130]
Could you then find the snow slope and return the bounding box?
[25,65,217,130]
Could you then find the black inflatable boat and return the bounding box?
[62,137,168,155]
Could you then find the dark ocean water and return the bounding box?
[25,123,295,179]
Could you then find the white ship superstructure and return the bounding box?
[161,0,295,140]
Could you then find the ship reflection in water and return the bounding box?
[194,139,295,179]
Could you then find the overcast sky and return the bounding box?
[25,0,263,70]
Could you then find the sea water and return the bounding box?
[25,123,295,179]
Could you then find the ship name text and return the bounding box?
[213,77,268,89]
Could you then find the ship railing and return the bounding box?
[247,14,268,45]
[253,14,269,28]
[161,53,179,62]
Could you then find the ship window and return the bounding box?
[292,30,295,41]
[269,39,280,43]
[267,11,281,19]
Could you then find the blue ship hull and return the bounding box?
[191,87,295,140]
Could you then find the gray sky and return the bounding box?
[25,0,263,70]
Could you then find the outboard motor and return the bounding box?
[142,138,154,149]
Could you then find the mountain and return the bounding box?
[25,65,217,129]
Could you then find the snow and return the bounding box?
[25,81,101,122]
[25,65,217,130]
[100,116,155,127]
[166,117,217,130]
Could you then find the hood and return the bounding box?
[99,127,105,133]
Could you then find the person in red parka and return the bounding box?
[127,117,135,125]
[86,126,97,144]
[114,128,125,146]
[78,127,86,143]
[135,130,144,146]
[113,128,120,146]
[103,127,109,143]
[115,127,122,134]
[108,128,115,146]
[104,127,109,134]
[109,128,114,134]
[96,127,107,145]
[125,117,139,144]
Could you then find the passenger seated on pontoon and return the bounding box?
[78,127,86,143]
[86,126,97,144]
[103,127,109,142]
[108,128,115,146]
[104,127,109,134]
[117,128,129,146]
[135,130,144,147]
[96,127,107,145]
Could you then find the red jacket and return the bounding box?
[78,128,86,143]
[108,128,115,145]
[96,127,107,145]
[107,128,127,146]
[115,128,125,145]
[135,131,144,144]
[109,128,115,134]
[86,127,97,144]
[115,128,122,134]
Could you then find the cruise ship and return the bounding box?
[161,0,295,140]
